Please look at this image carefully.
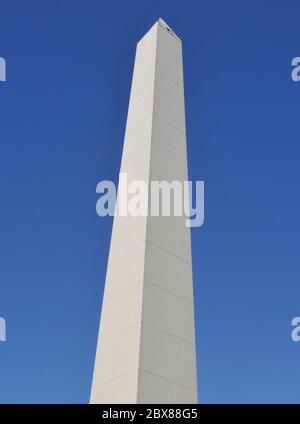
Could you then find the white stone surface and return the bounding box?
[91,18,197,404]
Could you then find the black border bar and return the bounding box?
[0,404,299,421]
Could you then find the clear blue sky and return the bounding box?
[0,0,300,404]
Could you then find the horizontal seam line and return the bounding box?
[146,239,191,264]
[144,279,193,304]
[125,112,153,137]
[121,143,150,166]
[121,138,187,168]
[92,368,138,391]
[153,112,185,135]
[156,61,184,84]
[103,277,194,307]
[139,368,197,392]
[141,321,195,346]
[152,140,187,165]
[107,240,145,266]
[103,280,143,305]
[97,322,140,346]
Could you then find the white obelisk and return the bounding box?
[91,18,197,404]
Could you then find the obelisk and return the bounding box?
[91,18,197,404]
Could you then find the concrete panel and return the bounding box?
[120,140,152,183]
[139,322,197,390]
[108,216,147,263]
[99,283,143,341]
[125,89,154,134]
[151,114,187,162]
[142,282,195,343]
[122,115,153,163]
[155,65,185,107]
[150,143,188,181]
[144,241,194,301]
[91,370,139,404]
[155,35,183,82]
[153,88,186,134]
[147,215,191,263]
[92,323,141,388]
[104,243,146,301]
[137,370,197,404]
